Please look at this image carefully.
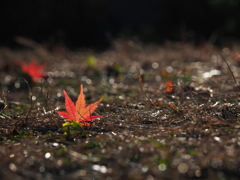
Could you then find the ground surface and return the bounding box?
[1,40,240,180]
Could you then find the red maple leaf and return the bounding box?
[22,61,46,82]
[57,84,103,126]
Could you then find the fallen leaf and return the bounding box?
[232,53,240,60]
[57,84,103,126]
[61,121,83,134]
[165,80,175,93]
[153,101,163,106]
[22,61,46,82]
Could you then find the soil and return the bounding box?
[1,40,240,180]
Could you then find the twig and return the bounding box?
[136,66,153,106]
[24,79,33,121]
[217,50,240,90]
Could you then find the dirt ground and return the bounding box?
[1,40,240,180]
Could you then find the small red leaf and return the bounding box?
[165,80,175,93]
[57,84,103,126]
[22,61,46,82]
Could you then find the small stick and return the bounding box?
[217,50,240,90]
[136,66,153,106]
[24,78,33,121]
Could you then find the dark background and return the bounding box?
[1,0,240,50]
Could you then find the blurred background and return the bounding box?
[1,0,240,50]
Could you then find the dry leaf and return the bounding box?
[165,80,175,93]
